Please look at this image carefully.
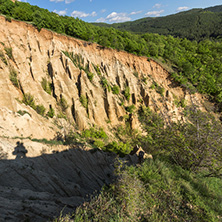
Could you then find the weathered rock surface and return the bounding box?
[0,15,207,141]
[0,146,140,221]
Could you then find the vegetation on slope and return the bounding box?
[56,159,222,221]
[93,6,222,41]
[0,0,222,106]
[54,105,222,221]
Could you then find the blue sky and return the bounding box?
[19,0,222,23]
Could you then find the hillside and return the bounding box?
[93,5,222,41]
[0,1,222,221]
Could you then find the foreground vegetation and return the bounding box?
[56,159,222,221]
[54,105,222,221]
[0,0,222,106]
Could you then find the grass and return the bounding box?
[0,50,7,65]
[56,158,222,222]
[41,77,52,95]
[4,47,13,60]
[10,69,19,88]
[80,95,88,109]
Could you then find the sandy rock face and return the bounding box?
[0,15,207,141]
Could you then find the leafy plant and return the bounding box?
[87,72,94,82]
[111,85,120,95]
[17,110,31,117]
[41,77,52,95]
[125,105,136,114]
[0,50,7,65]
[47,106,55,118]
[9,69,19,88]
[59,96,68,112]
[4,47,13,60]
[22,93,36,109]
[36,105,46,116]
[100,77,111,91]
[80,95,88,109]
[123,86,130,101]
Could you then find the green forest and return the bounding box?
[1,0,222,220]
[93,5,222,41]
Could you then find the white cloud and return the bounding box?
[96,17,106,23]
[106,12,131,23]
[153,3,162,9]
[101,9,106,13]
[145,10,164,17]
[53,9,67,16]
[130,11,143,15]
[177,6,189,12]
[50,0,75,4]
[71,10,97,18]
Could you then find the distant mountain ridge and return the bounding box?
[93,5,222,41]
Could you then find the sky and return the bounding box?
[18,0,222,23]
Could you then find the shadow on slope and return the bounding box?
[0,142,138,222]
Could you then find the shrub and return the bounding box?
[5,15,11,22]
[57,112,67,120]
[133,71,138,78]
[105,141,132,156]
[0,51,7,65]
[123,86,130,101]
[80,95,88,109]
[4,47,13,60]
[36,105,46,116]
[100,77,111,91]
[17,110,31,117]
[10,69,19,88]
[47,106,55,118]
[93,139,105,149]
[22,93,36,109]
[82,127,108,140]
[59,96,68,112]
[125,105,136,114]
[86,72,94,82]
[41,77,52,95]
[111,85,120,95]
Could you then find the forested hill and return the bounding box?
[93,5,222,41]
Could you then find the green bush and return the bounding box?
[111,85,120,95]
[125,105,136,114]
[22,93,36,109]
[59,96,68,112]
[86,72,94,82]
[41,77,52,95]
[17,110,31,117]
[105,141,132,156]
[0,51,7,65]
[80,95,88,109]
[36,105,46,116]
[9,69,19,88]
[123,86,130,101]
[5,15,11,22]
[47,106,55,118]
[4,47,13,60]
[82,127,108,140]
[100,77,111,91]
[93,139,105,149]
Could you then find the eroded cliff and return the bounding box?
[0,16,207,144]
